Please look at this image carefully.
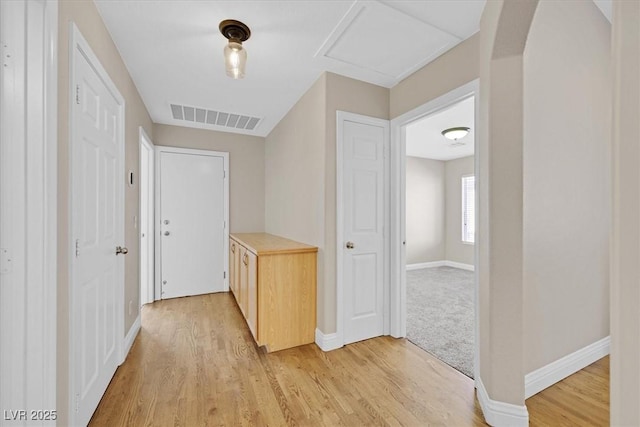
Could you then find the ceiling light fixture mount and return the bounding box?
[219,19,251,79]
[441,126,470,141]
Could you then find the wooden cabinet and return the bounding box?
[229,233,317,352]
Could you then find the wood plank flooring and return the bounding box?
[89,293,608,426]
[527,356,609,426]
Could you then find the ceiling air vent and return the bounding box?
[170,103,261,131]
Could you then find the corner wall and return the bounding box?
[405,157,445,264]
[264,72,389,334]
[57,0,154,424]
[265,75,328,328]
[522,0,611,375]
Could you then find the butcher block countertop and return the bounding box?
[230,233,318,256]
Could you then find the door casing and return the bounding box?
[139,127,155,305]
[389,79,480,382]
[336,111,391,347]
[0,0,58,420]
[68,22,126,425]
[154,146,229,300]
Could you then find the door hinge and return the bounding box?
[75,239,80,257]
[223,170,226,179]
[224,271,226,279]
[75,393,80,413]
[224,220,226,229]
[75,85,80,105]
[0,248,12,274]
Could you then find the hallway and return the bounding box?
[89,293,608,426]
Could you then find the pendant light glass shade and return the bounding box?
[224,41,246,79]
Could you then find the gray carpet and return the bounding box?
[406,266,474,378]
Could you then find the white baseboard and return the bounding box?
[406,260,475,271]
[315,328,342,352]
[444,260,475,271]
[524,335,610,399]
[477,377,529,427]
[121,314,141,364]
[406,261,445,270]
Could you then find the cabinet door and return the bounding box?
[229,239,237,295]
[246,251,258,341]
[239,247,249,317]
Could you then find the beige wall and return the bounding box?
[265,75,327,328]
[405,157,445,264]
[478,0,535,406]
[57,0,154,423]
[522,0,610,374]
[445,156,474,265]
[390,34,479,119]
[611,1,640,423]
[265,72,389,334]
[153,124,266,233]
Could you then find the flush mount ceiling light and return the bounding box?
[219,19,251,79]
[441,127,470,141]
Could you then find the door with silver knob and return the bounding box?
[340,115,387,345]
[159,149,226,299]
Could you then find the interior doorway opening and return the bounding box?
[403,96,475,378]
[390,79,479,381]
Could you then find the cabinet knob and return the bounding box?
[346,241,355,249]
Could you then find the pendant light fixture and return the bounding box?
[219,19,251,79]
[441,127,470,141]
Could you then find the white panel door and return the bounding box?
[160,151,225,299]
[342,118,387,344]
[71,47,123,425]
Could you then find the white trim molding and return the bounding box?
[444,261,474,271]
[405,260,475,271]
[0,0,58,420]
[476,378,529,427]
[524,336,610,399]
[336,111,391,347]
[406,261,445,270]
[154,145,230,300]
[315,329,343,352]
[122,315,142,363]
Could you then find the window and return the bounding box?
[462,175,475,244]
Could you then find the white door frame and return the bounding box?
[389,79,480,381]
[68,23,126,424]
[336,111,391,347]
[0,0,58,421]
[154,146,229,300]
[139,127,155,305]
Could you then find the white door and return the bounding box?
[341,114,389,344]
[159,150,227,299]
[71,30,124,426]
[139,131,154,305]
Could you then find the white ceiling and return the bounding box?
[406,96,474,161]
[94,0,486,137]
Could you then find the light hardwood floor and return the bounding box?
[89,293,608,426]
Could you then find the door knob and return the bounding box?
[164,231,170,236]
[346,241,355,249]
[116,246,128,255]
[164,220,170,225]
